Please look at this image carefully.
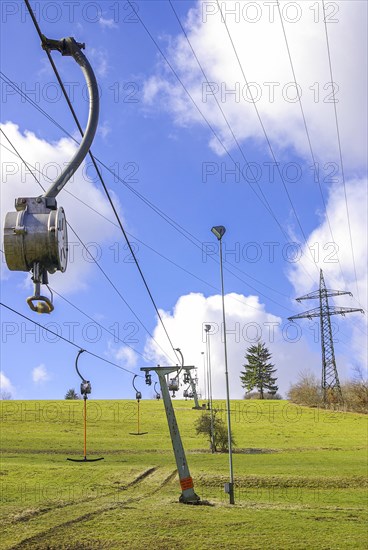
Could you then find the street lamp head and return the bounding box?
[211,225,226,240]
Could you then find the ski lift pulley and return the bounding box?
[3,36,99,314]
[80,380,92,397]
[168,376,179,397]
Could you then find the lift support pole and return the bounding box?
[174,348,201,410]
[185,368,202,410]
[141,366,200,504]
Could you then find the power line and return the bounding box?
[276,0,349,291]
[125,0,320,268]
[23,0,180,364]
[214,0,318,277]
[0,128,174,364]
[0,226,152,361]
[48,286,152,362]
[168,0,291,240]
[0,302,143,377]
[321,0,360,304]
[125,0,318,287]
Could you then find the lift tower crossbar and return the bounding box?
[141,365,200,504]
[288,270,364,403]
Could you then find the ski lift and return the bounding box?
[183,372,190,384]
[145,372,152,386]
[129,375,148,436]
[154,382,161,400]
[183,388,194,400]
[3,36,99,314]
[168,376,179,397]
[67,349,104,463]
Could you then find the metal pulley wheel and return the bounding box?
[135,391,142,401]
[4,197,68,273]
[81,380,92,396]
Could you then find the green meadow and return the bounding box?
[0,399,367,549]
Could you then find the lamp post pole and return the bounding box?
[211,225,235,505]
[205,324,215,453]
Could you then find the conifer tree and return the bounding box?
[240,341,278,399]
[65,388,80,400]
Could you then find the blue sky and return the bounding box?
[1,0,367,400]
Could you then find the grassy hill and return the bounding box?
[0,399,367,549]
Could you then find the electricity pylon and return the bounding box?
[288,269,364,403]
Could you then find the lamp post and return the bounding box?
[211,225,235,505]
[204,324,215,453]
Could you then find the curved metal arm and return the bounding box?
[154,382,161,399]
[42,36,99,199]
[75,349,86,381]
[175,347,184,376]
[132,375,139,393]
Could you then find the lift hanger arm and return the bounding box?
[41,35,99,200]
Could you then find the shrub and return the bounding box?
[195,410,236,452]
[244,391,282,400]
[287,371,322,407]
[342,381,368,413]
[288,370,368,413]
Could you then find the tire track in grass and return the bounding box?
[6,468,182,549]
[5,467,163,549]
[8,501,127,549]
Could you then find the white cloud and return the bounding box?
[108,343,138,370]
[0,371,15,395]
[98,120,112,140]
[142,0,367,173]
[288,177,368,375]
[32,364,50,383]
[0,122,120,296]
[288,178,368,305]
[99,17,118,30]
[89,48,110,78]
[144,292,321,398]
